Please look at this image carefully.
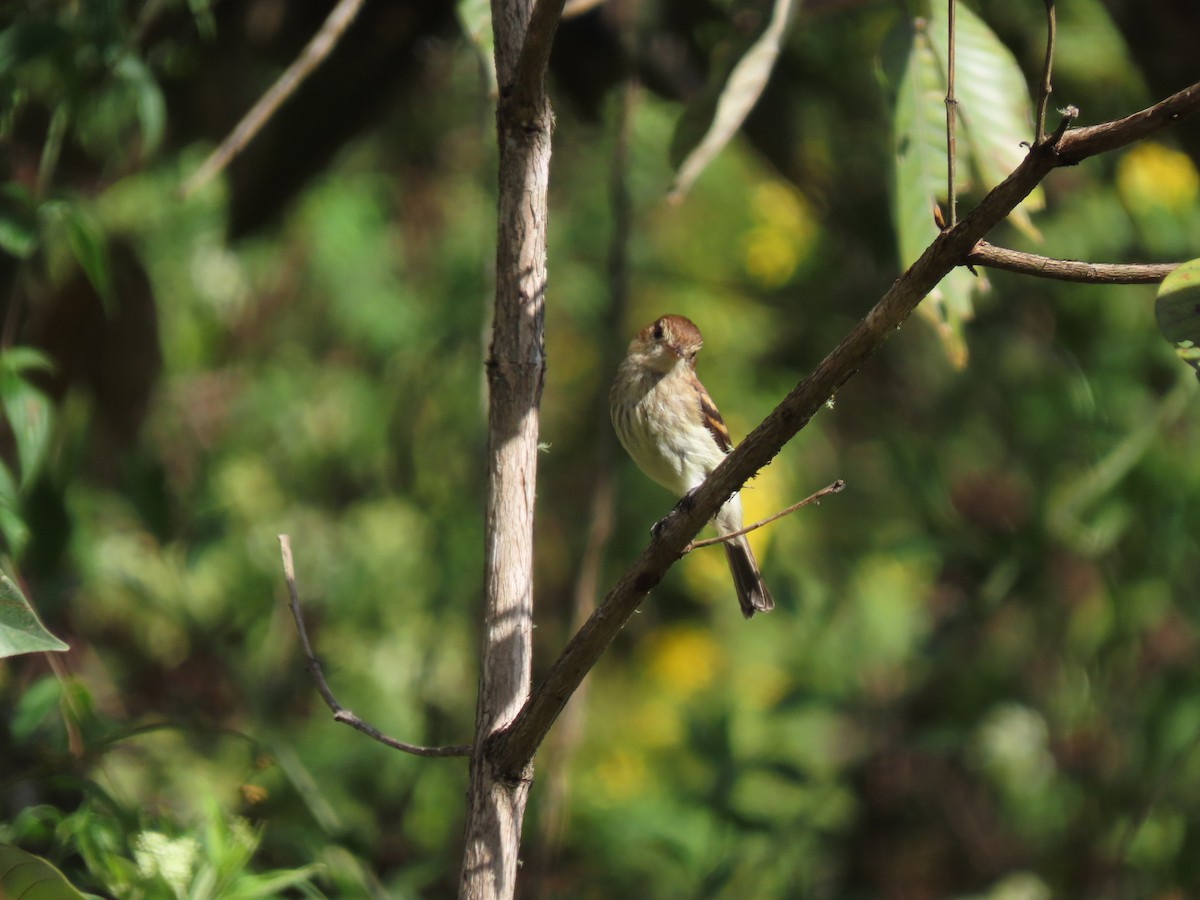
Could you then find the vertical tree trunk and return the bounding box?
[459,0,554,896]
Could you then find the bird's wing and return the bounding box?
[691,372,733,453]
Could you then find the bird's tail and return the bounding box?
[723,535,774,619]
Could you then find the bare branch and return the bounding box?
[486,83,1200,781]
[1056,85,1200,161]
[1035,0,1057,144]
[969,241,1179,284]
[685,480,846,551]
[510,0,568,113]
[180,0,367,199]
[277,535,470,758]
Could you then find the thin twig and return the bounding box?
[277,535,470,758]
[685,480,845,551]
[1035,0,1056,144]
[945,0,958,228]
[969,240,1179,284]
[180,0,367,199]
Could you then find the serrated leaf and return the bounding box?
[0,843,88,899]
[456,0,496,96]
[668,0,802,202]
[1156,258,1200,381]
[0,573,68,659]
[928,2,1043,238]
[888,16,981,367]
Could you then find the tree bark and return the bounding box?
[458,0,560,897]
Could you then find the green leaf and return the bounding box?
[0,346,54,375]
[668,0,801,202]
[11,676,63,742]
[0,573,68,658]
[0,461,30,554]
[0,349,55,487]
[1156,258,1200,380]
[0,183,40,259]
[114,54,166,157]
[58,204,114,310]
[0,843,88,899]
[927,2,1044,238]
[887,15,980,367]
[187,0,219,40]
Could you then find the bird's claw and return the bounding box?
[650,489,698,541]
[650,515,670,541]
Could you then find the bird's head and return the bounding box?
[627,314,703,372]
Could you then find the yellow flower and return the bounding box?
[1117,142,1200,214]
[644,625,722,698]
[595,749,648,801]
[740,181,817,288]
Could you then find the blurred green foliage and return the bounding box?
[1,0,1200,898]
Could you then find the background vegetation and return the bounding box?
[2,0,1199,897]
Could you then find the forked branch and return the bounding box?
[278,535,470,758]
[969,241,1179,284]
[485,81,1200,781]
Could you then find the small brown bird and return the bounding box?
[610,314,774,618]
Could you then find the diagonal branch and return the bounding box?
[180,0,367,199]
[969,240,1180,284]
[485,80,1200,780]
[278,535,470,758]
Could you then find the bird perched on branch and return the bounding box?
[610,314,774,618]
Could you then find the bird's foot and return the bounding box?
[651,489,698,540]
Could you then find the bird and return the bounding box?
[610,313,774,618]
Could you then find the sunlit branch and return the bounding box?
[969,240,1178,284]
[180,0,367,199]
[685,480,846,551]
[278,535,470,758]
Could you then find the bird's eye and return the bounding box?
[652,321,664,341]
